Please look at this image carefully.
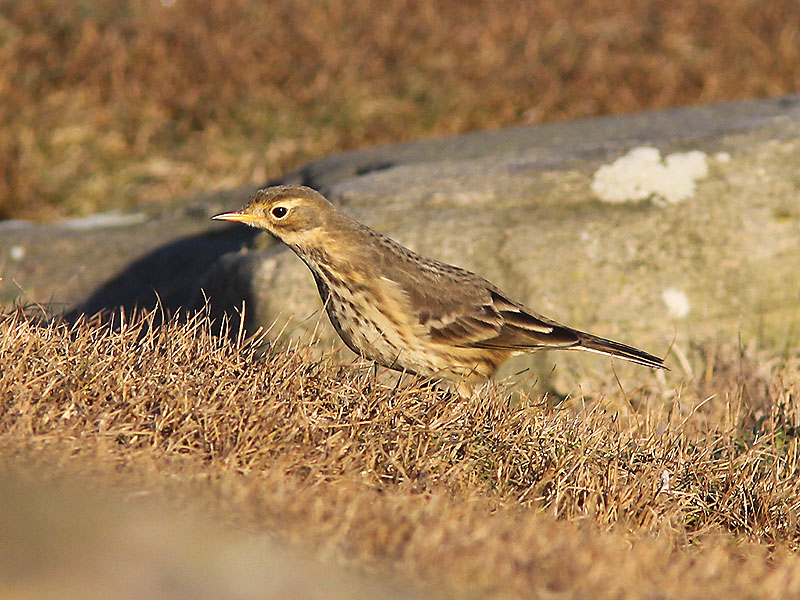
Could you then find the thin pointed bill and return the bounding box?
[211,211,262,224]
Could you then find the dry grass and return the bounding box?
[2,0,800,219]
[2,307,800,598]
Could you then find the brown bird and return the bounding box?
[213,185,666,397]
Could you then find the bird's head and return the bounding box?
[212,185,334,244]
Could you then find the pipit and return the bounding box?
[213,185,666,396]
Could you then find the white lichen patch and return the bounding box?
[662,287,691,319]
[9,245,25,262]
[714,151,731,163]
[591,146,709,204]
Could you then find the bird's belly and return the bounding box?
[325,295,500,381]
[325,296,424,370]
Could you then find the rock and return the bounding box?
[0,187,261,318]
[2,95,799,385]
[0,475,419,600]
[202,95,800,379]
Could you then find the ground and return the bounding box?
[1,309,799,598]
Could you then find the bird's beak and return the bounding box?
[211,211,263,225]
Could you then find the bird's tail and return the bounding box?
[575,332,667,370]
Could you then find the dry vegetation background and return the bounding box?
[2,0,800,219]
[2,0,800,598]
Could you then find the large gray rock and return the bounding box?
[201,96,800,375]
[2,95,798,383]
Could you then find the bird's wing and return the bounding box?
[423,286,581,350]
[375,241,580,351]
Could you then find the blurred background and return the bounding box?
[1,0,798,221]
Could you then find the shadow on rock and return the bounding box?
[65,224,259,329]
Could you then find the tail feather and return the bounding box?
[575,332,667,370]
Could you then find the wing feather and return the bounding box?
[427,287,580,350]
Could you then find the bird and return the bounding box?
[213,185,666,397]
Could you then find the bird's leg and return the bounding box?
[455,379,477,401]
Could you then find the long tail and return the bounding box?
[574,331,667,370]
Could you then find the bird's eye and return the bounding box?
[271,206,289,219]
